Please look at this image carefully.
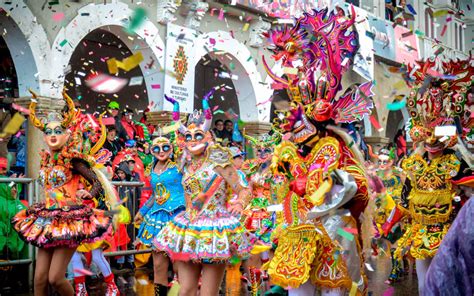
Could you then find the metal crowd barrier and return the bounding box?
[0,179,148,289]
[105,181,148,257]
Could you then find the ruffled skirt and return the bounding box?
[11,203,112,248]
[136,205,185,247]
[153,210,252,263]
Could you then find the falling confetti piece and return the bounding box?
[151,84,161,89]
[337,228,355,241]
[440,24,447,37]
[406,4,417,15]
[433,10,448,17]
[218,8,225,21]
[59,39,68,47]
[73,268,93,276]
[11,103,30,115]
[85,73,128,94]
[242,23,250,32]
[52,12,65,22]
[2,113,26,135]
[126,7,147,34]
[343,227,358,235]
[365,263,375,271]
[107,52,144,74]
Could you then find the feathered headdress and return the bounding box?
[404,57,474,145]
[263,6,374,128]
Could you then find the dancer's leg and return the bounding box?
[48,247,76,296]
[34,248,54,296]
[201,263,226,296]
[176,261,201,296]
[415,258,432,295]
[152,252,170,285]
[92,248,112,277]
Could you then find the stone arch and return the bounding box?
[0,2,50,96]
[50,2,165,107]
[193,31,269,122]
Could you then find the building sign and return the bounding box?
[394,25,419,66]
[163,23,197,113]
[235,0,322,18]
[367,17,396,60]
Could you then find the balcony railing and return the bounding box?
[419,36,468,60]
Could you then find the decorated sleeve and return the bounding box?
[72,158,104,199]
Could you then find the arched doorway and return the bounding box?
[64,28,149,116]
[194,54,239,122]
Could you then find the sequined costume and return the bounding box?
[12,92,113,249]
[153,93,252,263]
[261,6,372,293]
[136,161,185,247]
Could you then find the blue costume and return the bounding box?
[136,162,185,247]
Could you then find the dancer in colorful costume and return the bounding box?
[134,133,186,296]
[366,147,406,283]
[154,92,252,295]
[12,91,114,296]
[262,6,372,295]
[68,111,123,296]
[384,58,474,294]
[241,132,281,295]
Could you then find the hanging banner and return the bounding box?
[163,23,197,113]
[394,25,419,66]
[367,17,396,60]
[341,4,374,81]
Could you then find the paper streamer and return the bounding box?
[107,52,144,74]
[337,228,355,241]
[369,115,384,132]
[52,12,65,22]
[343,227,358,234]
[386,99,406,111]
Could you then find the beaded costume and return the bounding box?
[12,91,114,248]
[153,93,252,263]
[262,6,372,293]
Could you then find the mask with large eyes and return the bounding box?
[151,142,173,162]
[43,122,70,151]
[181,128,211,156]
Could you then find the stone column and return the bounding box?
[14,96,65,177]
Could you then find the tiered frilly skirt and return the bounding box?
[153,209,252,263]
[12,203,112,248]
